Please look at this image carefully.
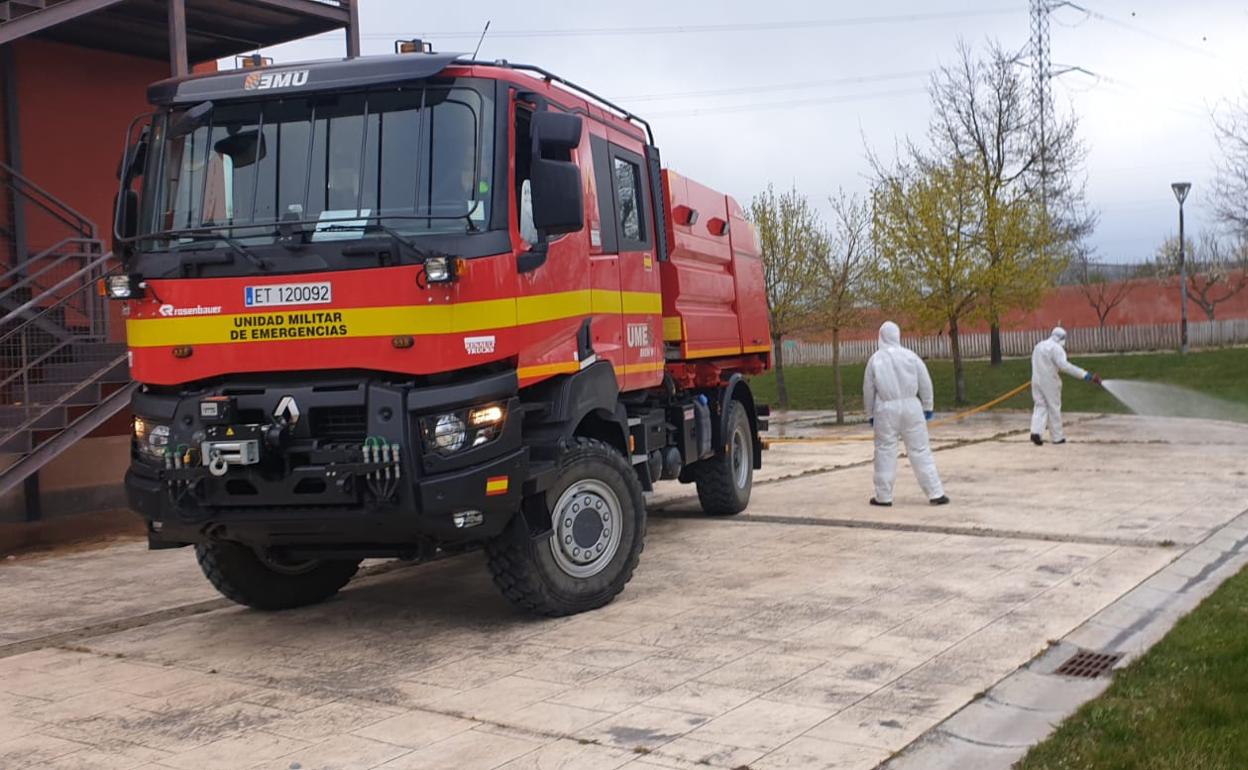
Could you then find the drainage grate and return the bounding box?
[1054,649,1124,678]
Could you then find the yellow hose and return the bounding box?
[767,380,1032,445]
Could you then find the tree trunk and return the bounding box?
[950,318,967,406]
[989,318,1003,366]
[831,327,844,424]
[772,333,789,410]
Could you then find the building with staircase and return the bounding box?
[0,0,358,528]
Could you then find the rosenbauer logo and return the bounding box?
[243,69,310,91]
[158,303,222,318]
[464,335,496,355]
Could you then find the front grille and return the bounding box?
[308,405,367,440]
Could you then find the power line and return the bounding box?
[614,70,932,104]
[361,7,1025,41]
[645,87,928,118]
[1061,2,1221,61]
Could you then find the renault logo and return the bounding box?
[274,396,300,425]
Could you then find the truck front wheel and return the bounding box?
[195,542,361,611]
[693,399,754,515]
[487,437,646,617]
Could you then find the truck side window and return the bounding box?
[612,156,645,243]
[515,106,537,244]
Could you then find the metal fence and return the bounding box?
[783,318,1248,366]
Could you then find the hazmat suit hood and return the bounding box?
[879,321,902,348]
[1051,326,1067,347]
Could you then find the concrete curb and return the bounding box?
[881,507,1248,770]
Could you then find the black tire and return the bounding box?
[486,437,646,617]
[194,542,361,611]
[693,399,754,516]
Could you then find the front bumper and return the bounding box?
[126,370,527,548]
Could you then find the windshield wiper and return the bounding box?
[134,229,271,272]
[169,232,270,271]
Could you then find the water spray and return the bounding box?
[1100,380,1248,423]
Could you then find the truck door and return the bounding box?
[585,134,624,376]
[593,137,663,391]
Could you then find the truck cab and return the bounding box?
[111,48,770,616]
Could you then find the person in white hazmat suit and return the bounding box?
[863,321,949,507]
[1030,327,1101,445]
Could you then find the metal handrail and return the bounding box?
[0,250,112,327]
[0,160,96,239]
[0,352,129,456]
[0,237,103,297]
[0,335,87,393]
[0,260,115,409]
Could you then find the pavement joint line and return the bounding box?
[744,415,1109,490]
[0,558,421,660]
[881,506,1248,769]
[647,511,1181,550]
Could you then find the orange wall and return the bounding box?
[12,39,169,255]
[811,273,1248,343]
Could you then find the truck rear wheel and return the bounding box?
[487,437,646,617]
[195,542,361,611]
[693,399,753,515]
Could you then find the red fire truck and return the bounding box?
[109,45,770,616]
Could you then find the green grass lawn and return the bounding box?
[1016,564,1248,770]
[750,347,1248,414]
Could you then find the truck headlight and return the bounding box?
[431,414,466,453]
[423,256,459,283]
[422,403,506,455]
[100,274,144,299]
[133,416,170,460]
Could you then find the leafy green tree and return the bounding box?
[871,157,988,404]
[750,184,825,409]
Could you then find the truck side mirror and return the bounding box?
[114,125,149,245]
[529,111,584,237]
[169,100,213,138]
[116,138,148,181]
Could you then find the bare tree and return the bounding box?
[1074,253,1136,327]
[814,191,872,424]
[750,184,824,410]
[1156,233,1248,320]
[1213,95,1248,235]
[929,40,1093,365]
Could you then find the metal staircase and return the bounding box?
[0,160,134,502]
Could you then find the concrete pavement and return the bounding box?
[1,411,1245,770]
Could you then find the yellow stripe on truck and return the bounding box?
[126,289,662,349]
[621,291,663,315]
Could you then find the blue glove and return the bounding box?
[1083,372,1093,381]
[868,418,874,426]
[924,410,934,421]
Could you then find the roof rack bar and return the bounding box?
[458,59,655,146]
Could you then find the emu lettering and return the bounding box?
[243,69,310,91]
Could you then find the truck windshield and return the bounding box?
[139,80,495,248]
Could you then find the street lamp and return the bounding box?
[1171,182,1191,354]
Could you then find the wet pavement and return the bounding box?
[1,411,1245,770]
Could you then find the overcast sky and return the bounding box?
[246,0,1248,263]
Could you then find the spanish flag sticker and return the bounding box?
[486,475,509,496]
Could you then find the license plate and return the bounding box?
[245,281,332,308]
